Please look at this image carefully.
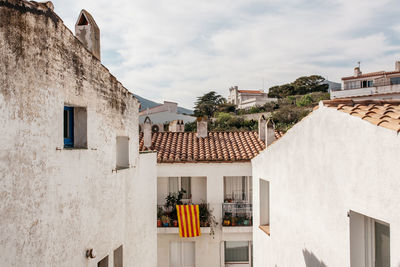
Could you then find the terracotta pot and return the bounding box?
[173,220,178,227]
[157,219,162,227]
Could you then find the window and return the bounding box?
[349,211,390,267]
[224,176,251,203]
[116,136,129,170]
[168,177,191,200]
[224,241,250,264]
[98,255,109,267]
[64,106,74,147]
[170,241,195,267]
[63,105,87,148]
[114,245,123,267]
[362,80,373,88]
[259,179,270,235]
[390,77,400,85]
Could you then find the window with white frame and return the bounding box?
[224,176,252,203]
[349,211,390,267]
[168,177,191,200]
[116,136,129,170]
[224,241,250,264]
[170,241,195,267]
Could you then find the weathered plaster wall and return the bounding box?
[157,163,253,267]
[0,1,156,266]
[252,105,400,267]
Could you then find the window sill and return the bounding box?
[114,166,130,172]
[259,225,270,236]
[63,147,88,150]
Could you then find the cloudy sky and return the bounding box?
[52,0,400,109]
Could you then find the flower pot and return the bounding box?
[243,220,249,226]
[163,222,169,227]
[223,219,231,226]
[157,219,162,227]
[173,220,178,227]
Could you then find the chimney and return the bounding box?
[196,117,208,138]
[75,10,101,60]
[395,61,400,72]
[258,115,267,141]
[169,120,184,133]
[143,117,152,148]
[178,120,185,132]
[265,119,275,146]
[354,67,362,77]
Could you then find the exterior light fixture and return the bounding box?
[86,248,96,259]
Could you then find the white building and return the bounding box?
[140,117,276,267]
[331,61,400,100]
[228,86,276,109]
[0,2,156,266]
[139,101,196,127]
[252,99,400,266]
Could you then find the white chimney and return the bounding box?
[258,115,267,141]
[75,10,101,60]
[265,119,275,146]
[196,117,208,138]
[143,117,152,148]
[178,120,185,132]
[169,120,184,133]
[395,61,400,72]
[354,67,362,77]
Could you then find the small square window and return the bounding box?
[224,241,249,263]
[63,105,87,148]
[116,136,129,170]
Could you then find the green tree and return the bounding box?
[194,91,226,117]
[292,75,328,95]
[268,84,295,98]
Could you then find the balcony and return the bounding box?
[157,203,213,229]
[222,203,252,227]
[331,81,400,99]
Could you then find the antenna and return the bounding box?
[357,61,361,68]
[262,78,265,90]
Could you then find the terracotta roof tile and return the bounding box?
[139,131,268,163]
[238,90,264,94]
[322,99,400,133]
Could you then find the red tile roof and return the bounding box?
[342,71,400,81]
[238,90,264,94]
[323,99,400,133]
[139,131,267,163]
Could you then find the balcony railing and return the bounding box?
[157,203,211,228]
[222,203,252,227]
[343,80,400,90]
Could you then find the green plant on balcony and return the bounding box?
[161,215,170,227]
[199,202,218,237]
[165,189,186,222]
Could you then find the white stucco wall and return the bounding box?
[0,3,157,266]
[252,104,400,267]
[157,163,253,267]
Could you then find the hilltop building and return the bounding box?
[227,86,276,109]
[331,61,400,100]
[0,1,156,266]
[140,117,281,267]
[252,99,400,266]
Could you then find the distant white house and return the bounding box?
[252,99,400,267]
[140,117,280,267]
[227,86,276,109]
[331,61,400,100]
[139,101,196,129]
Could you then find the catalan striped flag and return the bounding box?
[176,205,201,238]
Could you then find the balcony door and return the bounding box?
[224,176,252,203]
[170,241,195,267]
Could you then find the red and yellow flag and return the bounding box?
[176,205,201,238]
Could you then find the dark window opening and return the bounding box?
[64,106,74,148]
[98,255,109,267]
[78,14,89,26]
[114,245,123,267]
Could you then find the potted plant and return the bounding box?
[243,216,249,226]
[157,206,164,227]
[173,220,178,227]
[161,215,170,227]
[198,202,218,237]
[231,217,237,226]
[223,215,231,226]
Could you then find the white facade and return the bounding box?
[251,103,400,266]
[228,86,276,109]
[157,163,254,267]
[139,101,196,125]
[0,1,157,266]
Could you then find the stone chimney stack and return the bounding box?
[395,61,400,72]
[75,10,101,61]
[169,120,184,133]
[143,117,152,148]
[258,115,267,141]
[354,66,362,77]
[196,117,208,138]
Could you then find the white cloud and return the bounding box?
[51,0,400,108]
